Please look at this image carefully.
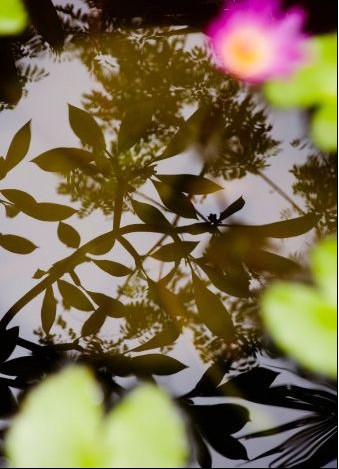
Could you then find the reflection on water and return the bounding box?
[0,1,336,467]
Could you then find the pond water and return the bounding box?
[0,1,337,467]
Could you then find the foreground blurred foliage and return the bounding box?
[0,0,27,36]
[262,237,337,378]
[265,34,337,152]
[6,366,188,468]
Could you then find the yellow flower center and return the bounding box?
[220,25,273,79]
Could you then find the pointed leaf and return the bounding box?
[33,269,47,279]
[86,291,126,318]
[131,355,187,375]
[244,249,300,275]
[156,174,222,195]
[118,102,154,154]
[148,280,185,318]
[31,147,95,172]
[0,327,19,363]
[1,188,36,211]
[238,213,319,238]
[192,273,235,341]
[132,323,180,352]
[0,233,37,254]
[82,310,106,336]
[57,222,81,249]
[219,196,245,221]
[153,180,197,219]
[131,199,171,227]
[68,104,105,150]
[5,121,31,172]
[197,261,251,298]
[87,237,115,255]
[151,241,198,262]
[93,259,132,277]
[30,203,77,221]
[41,286,57,334]
[57,280,93,311]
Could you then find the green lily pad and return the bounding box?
[6,366,188,468]
[0,0,28,36]
[261,238,337,379]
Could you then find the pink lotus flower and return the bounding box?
[206,0,308,83]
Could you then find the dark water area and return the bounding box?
[0,1,337,467]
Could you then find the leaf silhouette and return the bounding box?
[152,180,197,219]
[131,199,171,227]
[0,233,37,254]
[244,249,301,275]
[5,121,31,173]
[148,280,185,318]
[1,189,77,221]
[81,309,106,336]
[68,104,105,150]
[151,241,198,262]
[41,286,57,335]
[131,354,187,375]
[57,280,94,311]
[0,384,16,417]
[4,204,20,218]
[161,105,211,159]
[192,273,235,341]
[219,196,245,221]
[156,174,222,195]
[185,360,233,398]
[238,213,319,238]
[132,323,180,352]
[0,327,19,363]
[193,429,212,469]
[197,261,251,298]
[93,259,132,277]
[1,189,36,211]
[57,222,81,249]
[217,368,279,402]
[31,148,95,172]
[118,101,154,153]
[86,291,126,318]
[0,357,48,379]
[28,203,77,222]
[191,404,249,460]
[87,237,115,255]
[32,269,47,279]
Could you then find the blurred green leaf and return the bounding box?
[103,383,188,468]
[310,237,337,307]
[264,34,337,151]
[0,0,28,36]
[6,366,188,468]
[311,101,337,152]
[261,237,337,378]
